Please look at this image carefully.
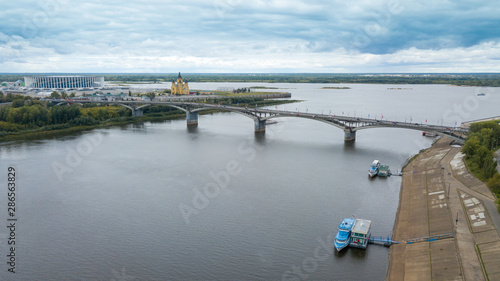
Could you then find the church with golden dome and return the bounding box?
[171,72,189,95]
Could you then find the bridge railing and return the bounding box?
[50,99,469,136]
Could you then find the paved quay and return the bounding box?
[387,137,500,281]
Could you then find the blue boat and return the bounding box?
[334,218,355,251]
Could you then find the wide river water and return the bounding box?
[0,83,498,280]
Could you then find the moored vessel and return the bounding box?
[369,160,380,178]
[334,218,355,251]
[422,131,437,137]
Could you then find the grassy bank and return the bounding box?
[0,99,300,143]
[0,114,179,143]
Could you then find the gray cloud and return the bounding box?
[0,0,499,72]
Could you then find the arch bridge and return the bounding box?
[52,99,469,143]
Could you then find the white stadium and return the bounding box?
[24,76,105,89]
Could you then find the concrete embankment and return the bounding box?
[387,137,500,281]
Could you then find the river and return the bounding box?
[0,83,498,280]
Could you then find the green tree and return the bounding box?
[51,91,61,99]
[463,136,481,158]
[0,106,10,121]
[50,105,81,124]
[463,121,500,181]
[0,121,21,132]
[5,93,14,101]
[146,92,156,101]
[487,174,500,195]
[473,146,491,169]
[26,105,50,127]
[11,99,25,108]
[69,115,98,126]
[6,107,27,125]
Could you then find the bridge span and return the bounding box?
[52,99,469,143]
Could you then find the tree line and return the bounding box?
[98,73,500,87]
[462,121,500,199]
[0,97,130,136]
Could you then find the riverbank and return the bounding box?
[0,113,186,143]
[0,99,300,143]
[387,137,500,280]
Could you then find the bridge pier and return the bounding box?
[255,119,266,133]
[344,129,356,142]
[131,108,143,117]
[186,111,198,126]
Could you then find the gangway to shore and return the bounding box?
[368,236,401,246]
[406,232,455,244]
[367,232,454,246]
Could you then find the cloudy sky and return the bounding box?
[1,0,499,73]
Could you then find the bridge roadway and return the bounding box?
[53,99,469,143]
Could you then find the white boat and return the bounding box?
[369,160,380,178]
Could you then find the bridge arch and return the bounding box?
[116,103,151,111]
[353,124,465,143]
[262,115,347,130]
[55,101,84,106]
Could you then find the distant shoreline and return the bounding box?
[2,73,500,87]
[320,86,351,89]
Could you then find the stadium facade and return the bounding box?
[24,76,105,89]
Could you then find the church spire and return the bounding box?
[178,72,182,79]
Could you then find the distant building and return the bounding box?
[171,72,189,95]
[37,91,53,97]
[85,93,129,101]
[24,76,105,89]
[216,87,234,92]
